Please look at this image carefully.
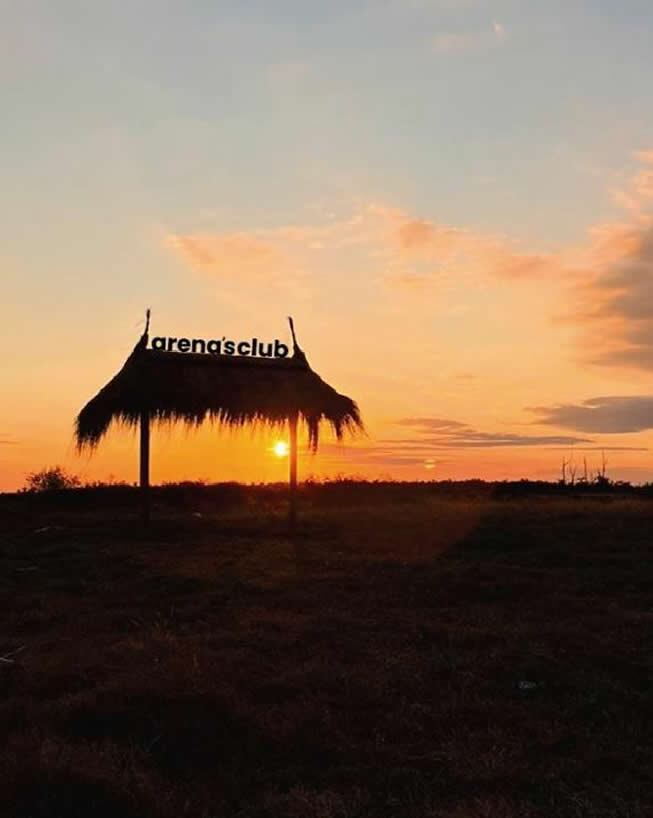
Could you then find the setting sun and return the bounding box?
[273,440,289,458]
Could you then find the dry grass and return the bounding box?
[1,488,652,817]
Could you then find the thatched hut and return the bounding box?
[75,313,362,522]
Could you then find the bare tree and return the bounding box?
[569,461,577,486]
[595,450,610,486]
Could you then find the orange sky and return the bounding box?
[4,4,653,490]
[4,158,653,490]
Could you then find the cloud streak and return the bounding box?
[166,233,284,278]
[531,396,653,434]
[364,203,562,283]
[166,202,560,291]
[318,415,645,476]
[572,222,653,370]
[165,148,653,375]
[316,402,648,479]
[567,150,653,371]
[433,20,507,54]
[393,417,594,448]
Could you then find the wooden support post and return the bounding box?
[140,410,151,524]
[289,413,298,531]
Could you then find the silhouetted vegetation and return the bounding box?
[9,474,653,514]
[23,466,82,493]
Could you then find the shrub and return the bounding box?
[24,466,82,493]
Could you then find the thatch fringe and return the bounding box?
[75,320,362,451]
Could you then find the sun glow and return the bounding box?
[273,440,289,458]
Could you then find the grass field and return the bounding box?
[1,485,652,817]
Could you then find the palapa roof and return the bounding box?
[75,316,363,451]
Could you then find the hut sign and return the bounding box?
[150,336,289,358]
[76,312,363,526]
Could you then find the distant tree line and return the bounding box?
[11,464,653,503]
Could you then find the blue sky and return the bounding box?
[5,0,653,237]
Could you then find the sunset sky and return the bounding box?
[3,0,653,490]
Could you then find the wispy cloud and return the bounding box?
[565,151,653,370]
[318,442,447,469]
[166,202,559,289]
[166,233,284,278]
[433,20,507,55]
[315,405,648,477]
[317,416,645,477]
[397,417,469,432]
[531,396,653,434]
[166,148,653,374]
[392,418,593,448]
[365,203,560,283]
[612,150,653,216]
